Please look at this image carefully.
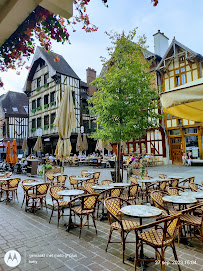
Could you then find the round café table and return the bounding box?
[120,205,162,267]
[57,189,84,230]
[162,195,197,210]
[167,176,184,179]
[179,191,203,199]
[111,182,130,187]
[92,184,114,191]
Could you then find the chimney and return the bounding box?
[86,67,96,96]
[153,30,169,58]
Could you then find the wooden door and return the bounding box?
[170,137,182,164]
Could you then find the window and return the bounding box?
[37,118,41,128]
[44,73,49,85]
[185,128,197,134]
[12,107,18,112]
[181,74,186,84]
[32,100,36,109]
[32,119,36,129]
[180,56,185,63]
[72,91,75,104]
[175,69,179,74]
[44,115,49,126]
[50,92,55,103]
[44,94,49,105]
[170,129,181,135]
[178,119,182,126]
[51,113,56,124]
[37,98,41,107]
[175,76,180,86]
[37,77,41,88]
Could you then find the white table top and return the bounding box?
[86,171,96,174]
[167,176,184,179]
[162,195,197,204]
[138,179,158,183]
[120,205,162,218]
[179,191,203,199]
[23,181,45,186]
[57,189,84,197]
[111,182,130,187]
[92,185,113,190]
[0,177,12,181]
[73,177,89,181]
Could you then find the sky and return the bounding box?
[1,0,203,94]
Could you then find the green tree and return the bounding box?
[90,29,160,181]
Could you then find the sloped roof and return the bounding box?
[156,39,203,70]
[0,91,28,117]
[37,47,80,80]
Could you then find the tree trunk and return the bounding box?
[116,141,121,182]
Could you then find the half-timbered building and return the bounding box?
[156,36,203,163]
[0,91,28,158]
[24,47,81,154]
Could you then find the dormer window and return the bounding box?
[12,107,18,112]
[180,56,185,63]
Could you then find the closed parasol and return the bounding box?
[54,86,76,160]
[11,139,17,165]
[76,133,83,152]
[96,139,112,151]
[22,137,28,153]
[34,136,43,152]
[82,134,88,151]
[6,141,11,163]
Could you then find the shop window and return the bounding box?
[186,136,199,158]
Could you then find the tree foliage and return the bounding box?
[90,30,160,142]
[89,29,161,180]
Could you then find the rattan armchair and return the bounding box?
[68,193,99,238]
[158,174,168,179]
[189,183,203,192]
[81,170,88,177]
[53,174,68,186]
[69,175,78,189]
[121,184,138,204]
[135,213,181,271]
[93,172,100,184]
[167,187,184,196]
[83,183,95,194]
[49,185,69,227]
[179,176,195,189]
[21,179,37,208]
[178,203,203,245]
[2,178,21,203]
[26,182,50,213]
[104,197,139,263]
[151,190,176,217]
[101,180,112,185]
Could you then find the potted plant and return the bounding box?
[44,104,49,109]
[39,164,53,180]
[37,106,41,111]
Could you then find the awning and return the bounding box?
[160,78,203,122]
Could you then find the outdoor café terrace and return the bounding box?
[0,164,203,271]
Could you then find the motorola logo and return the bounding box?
[4,250,21,267]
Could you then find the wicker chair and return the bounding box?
[49,185,69,227]
[85,178,95,184]
[26,182,50,213]
[81,170,88,177]
[93,172,100,184]
[101,180,112,185]
[158,174,168,179]
[130,177,138,184]
[53,175,68,186]
[135,213,181,271]
[2,178,21,204]
[170,179,179,188]
[68,193,99,238]
[178,203,203,245]
[121,184,138,204]
[83,183,95,194]
[69,175,78,189]
[151,190,176,217]
[104,197,139,263]
[179,176,195,189]
[159,181,167,191]
[45,167,61,181]
[21,179,37,208]
[189,183,202,192]
[167,187,184,196]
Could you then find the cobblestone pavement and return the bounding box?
[0,165,203,271]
